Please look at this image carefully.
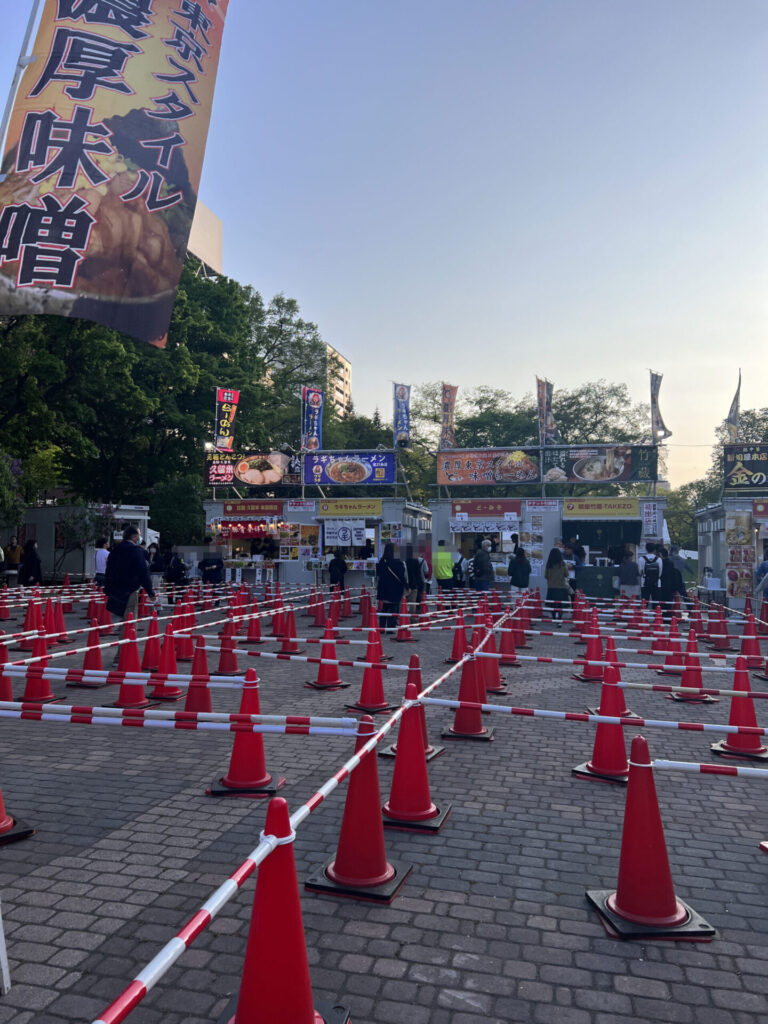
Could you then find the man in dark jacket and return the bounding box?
[473,539,494,591]
[105,526,156,623]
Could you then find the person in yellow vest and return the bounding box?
[434,539,454,591]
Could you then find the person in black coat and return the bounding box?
[105,526,156,623]
[18,539,43,586]
[657,546,677,619]
[329,549,347,592]
[376,542,406,632]
[508,548,532,592]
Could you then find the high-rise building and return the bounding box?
[187,201,223,276]
[325,343,352,415]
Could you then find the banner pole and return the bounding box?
[0,0,43,183]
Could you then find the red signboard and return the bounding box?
[753,501,768,520]
[451,500,522,517]
[223,501,284,518]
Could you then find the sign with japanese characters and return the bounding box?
[323,520,366,546]
[214,387,239,451]
[0,0,228,345]
[205,451,291,487]
[393,383,411,449]
[437,449,541,486]
[541,446,658,484]
[451,500,522,517]
[724,445,768,490]
[317,499,383,517]
[222,500,283,518]
[301,387,323,450]
[562,499,640,518]
[303,451,396,486]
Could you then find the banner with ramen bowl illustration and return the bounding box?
[541,446,658,485]
[303,451,396,486]
[437,448,541,486]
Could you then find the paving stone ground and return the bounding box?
[0,593,766,1024]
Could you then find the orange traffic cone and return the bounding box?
[305,621,348,690]
[758,596,768,636]
[112,616,150,709]
[221,796,351,1024]
[739,615,763,669]
[445,610,467,664]
[207,670,284,797]
[0,634,12,701]
[54,600,72,645]
[66,617,106,689]
[0,783,34,846]
[346,629,395,714]
[711,657,768,761]
[216,634,241,677]
[481,615,506,695]
[382,682,451,832]
[141,612,161,672]
[305,716,412,902]
[573,665,629,783]
[658,618,685,674]
[20,635,57,703]
[441,652,493,742]
[393,596,414,642]
[587,638,634,716]
[185,638,212,713]
[0,591,9,622]
[586,735,715,940]
[279,607,303,654]
[243,602,263,645]
[498,620,521,667]
[379,655,445,762]
[573,632,603,682]
[670,629,717,704]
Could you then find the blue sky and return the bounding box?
[2,1,766,485]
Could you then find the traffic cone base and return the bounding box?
[305,679,351,690]
[667,692,718,704]
[305,857,412,904]
[207,774,285,798]
[586,705,639,719]
[572,762,628,785]
[108,691,152,710]
[65,679,107,690]
[219,1001,350,1024]
[383,803,452,834]
[710,740,768,762]
[586,889,715,941]
[345,699,397,715]
[378,743,445,762]
[0,818,35,846]
[440,725,494,742]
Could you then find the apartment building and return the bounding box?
[326,343,352,415]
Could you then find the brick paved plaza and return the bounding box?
[0,597,766,1024]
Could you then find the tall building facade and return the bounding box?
[325,343,352,415]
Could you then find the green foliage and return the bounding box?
[148,474,205,545]
[0,452,23,528]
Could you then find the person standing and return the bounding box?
[617,550,641,599]
[657,546,676,619]
[544,548,570,622]
[639,542,662,606]
[94,537,109,589]
[405,545,428,615]
[104,526,156,625]
[434,539,454,591]
[376,542,406,632]
[472,539,494,592]
[329,549,347,592]
[4,536,22,579]
[668,545,689,605]
[508,548,532,595]
[18,539,43,587]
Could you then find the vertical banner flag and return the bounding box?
[536,377,562,445]
[214,387,240,451]
[726,370,741,443]
[650,371,672,442]
[439,383,458,449]
[0,0,229,346]
[302,386,324,451]
[393,383,411,448]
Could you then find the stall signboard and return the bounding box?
[643,502,660,537]
[438,449,541,486]
[324,520,366,546]
[541,446,658,484]
[562,499,640,518]
[753,501,768,520]
[451,500,522,517]
[205,451,291,487]
[214,388,240,451]
[318,499,383,517]
[303,451,396,486]
[220,521,275,536]
[450,519,521,533]
[0,0,229,345]
[287,500,316,514]
[526,499,559,509]
[726,509,754,599]
[223,500,283,518]
[724,445,768,489]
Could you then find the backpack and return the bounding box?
[466,557,475,582]
[643,555,660,588]
[452,557,464,583]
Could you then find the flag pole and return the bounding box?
[0,0,43,184]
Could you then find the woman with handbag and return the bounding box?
[376,542,406,632]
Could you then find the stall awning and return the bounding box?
[562,520,642,547]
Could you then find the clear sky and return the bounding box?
[2,1,766,486]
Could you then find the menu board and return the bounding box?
[725,511,754,599]
[541,446,658,485]
[205,451,293,487]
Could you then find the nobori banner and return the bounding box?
[0,0,229,345]
[303,451,396,486]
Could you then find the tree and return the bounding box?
[0,453,23,528]
[148,475,205,545]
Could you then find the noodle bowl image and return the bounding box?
[326,459,371,484]
[572,454,625,481]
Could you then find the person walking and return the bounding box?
[639,542,662,606]
[18,539,43,587]
[104,526,156,625]
[329,549,347,592]
[668,545,689,606]
[658,546,677,619]
[404,545,428,615]
[434,539,454,591]
[472,539,494,592]
[544,548,570,622]
[376,542,406,632]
